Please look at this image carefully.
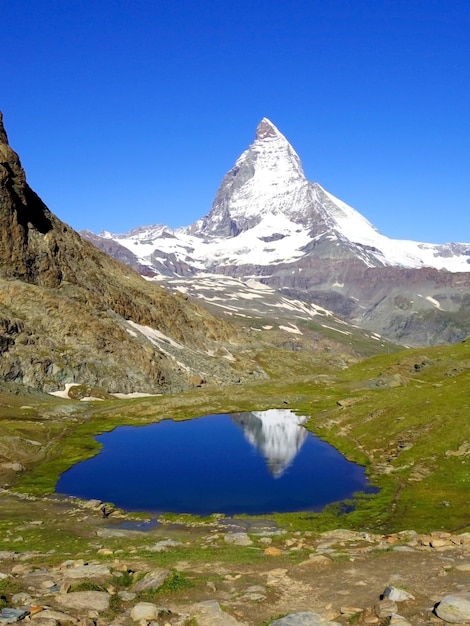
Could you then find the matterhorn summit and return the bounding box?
[188,117,312,238]
[95,117,470,273]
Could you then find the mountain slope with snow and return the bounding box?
[83,118,470,346]
[95,118,469,274]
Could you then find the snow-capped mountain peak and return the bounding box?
[87,118,470,275]
[187,118,308,238]
[82,117,470,347]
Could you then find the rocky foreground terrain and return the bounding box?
[0,493,470,626]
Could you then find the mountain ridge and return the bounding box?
[94,118,470,274]
[85,118,470,346]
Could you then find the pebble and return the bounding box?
[96,548,113,556]
[242,592,266,601]
[455,562,470,571]
[117,590,136,601]
[392,546,416,552]
[340,606,363,616]
[389,615,412,626]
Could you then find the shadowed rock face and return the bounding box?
[0,112,57,286]
[0,112,146,291]
[0,112,263,393]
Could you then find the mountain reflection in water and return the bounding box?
[56,410,376,515]
[231,409,307,478]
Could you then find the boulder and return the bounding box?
[81,499,102,510]
[435,592,470,623]
[56,591,110,612]
[148,539,182,552]
[224,532,253,546]
[10,593,33,605]
[0,608,30,624]
[29,619,60,626]
[131,568,170,592]
[61,563,110,579]
[1,462,25,472]
[130,602,159,622]
[191,600,249,625]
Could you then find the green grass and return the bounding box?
[3,340,470,535]
[69,581,107,592]
[0,578,23,600]
[137,571,194,603]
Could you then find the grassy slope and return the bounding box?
[2,340,469,534]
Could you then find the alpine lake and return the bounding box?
[56,409,376,516]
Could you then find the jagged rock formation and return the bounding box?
[85,118,470,346]
[0,112,265,393]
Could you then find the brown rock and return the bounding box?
[375,599,398,618]
[56,591,111,612]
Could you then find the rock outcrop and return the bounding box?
[0,112,263,393]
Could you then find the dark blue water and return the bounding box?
[56,411,375,515]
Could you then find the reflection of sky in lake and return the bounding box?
[56,410,376,516]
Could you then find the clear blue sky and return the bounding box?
[2,0,469,242]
